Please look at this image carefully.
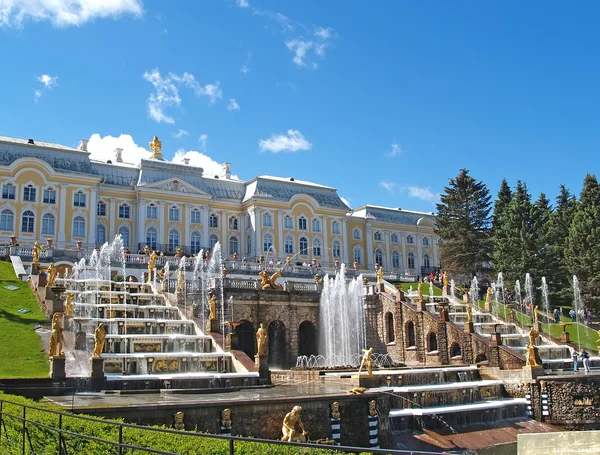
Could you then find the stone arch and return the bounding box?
[385,312,395,343]
[298,320,317,357]
[126,275,138,282]
[428,332,438,352]
[450,342,462,358]
[405,321,415,347]
[475,353,488,364]
[268,320,286,366]
[235,320,255,359]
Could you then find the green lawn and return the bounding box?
[0,260,49,378]
[396,282,443,296]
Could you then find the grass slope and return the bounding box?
[396,282,443,296]
[0,260,48,378]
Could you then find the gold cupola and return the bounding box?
[149,136,164,160]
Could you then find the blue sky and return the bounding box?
[1,0,599,212]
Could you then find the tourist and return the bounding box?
[572,349,579,372]
[569,308,576,322]
[554,308,561,323]
[580,349,591,373]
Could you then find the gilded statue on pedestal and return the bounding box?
[256,323,267,356]
[65,293,75,316]
[175,270,185,296]
[330,402,340,420]
[46,262,57,288]
[485,287,492,304]
[147,251,157,282]
[281,406,307,442]
[443,272,449,288]
[149,136,164,160]
[534,306,539,324]
[525,344,541,367]
[32,242,43,266]
[49,312,65,357]
[173,411,185,430]
[376,265,384,285]
[221,408,232,428]
[528,327,539,347]
[358,347,373,376]
[368,400,378,417]
[466,305,472,323]
[209,295,217,320]
[417,283,424,303]
[259,270,283,290]
[93,323,106,358]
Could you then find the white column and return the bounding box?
[254,209,261,258]
[385,230,391,271]
[184,204,190,250]
[366,223,373,270]
[240,212,246,257]
[158,202,165,246]
[57,184,67,243]
[221,210,227,255]
[277,211,284,260]
[433,235,439,268]
[342,218,349,264]
[322,216,329,263]
[202,206,209,249]
[109,198,116,240]
[401,232,407,272]
[417,232,423,274]
[137,198,146,248]
[89,188,98,247]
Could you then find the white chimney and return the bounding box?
[183,158,190,165]
[221,162,231,179]
[78,139,89,151]
[115,148,123,163]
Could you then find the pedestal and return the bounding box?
[50,356,66,380]
[533,321,542,333]
[490,333,502,346]
[377,282,385,293]
[29,264,40,276]
[230,333,239,350]
[351,374,380,388]
[75,331,87,350]
[442,285,448,296]
[50,286,66,315]
[416,299,426,312]
[45,286,55,301]
[560,331,570,344]
[484,301,492,313]
[207,318,220,333]
[90,357,106,391]
[522,365,545,380]
[254,354,271,383]
[463,322,474,334]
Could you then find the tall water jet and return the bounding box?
[525,273,535,316]
[515,280,522,313]
[541,277,550,334]
[469,276,479,309]
[450,279,456,301]
[573,275,583,351]
[319,264,366,367]
[429,281,434,302]
[497,272,507,320]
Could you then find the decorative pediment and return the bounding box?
[142,178,211,197]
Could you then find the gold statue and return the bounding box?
[376,265,384,285]
[368,400,378,417]
[147,251,157,282]
[534,306,539,324]
[93,323,106,358]
[149,135,163,160]
[256,323,267,356]
[281,406,307,442]
[462,288,469,304]
[347,386,367,395]
[330,402,340,420]
[314,273,322,284]
[528,327,539,347]
[466,305,472,323]
[417,283,424,303]
[485,287,492,304]
[175,270,185,296]
[173,411,185,430]
[286,255,291,265]
[443,272,449,288]
[259,270,283,290]
[221,408,232,428]
[46,262,57,287]
[209,295,217,320]
[525,344,541,367]
[32,241,43,266]
[65,293,75,316]
[49,312,65,357]
[358,347,373,376]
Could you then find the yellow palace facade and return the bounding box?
[0,135,439,274]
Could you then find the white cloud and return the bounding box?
[87,133,150,164]
[285,39,313,67]
[174,129,189,139]
[236,0,249,7]
[33,89,42,102]
[259,129,312,153]
[227,98,240,111]
[314,26,332,40]
[142,69,222,124]
[407,186,439,203]
[173,149,239,179]
[37,74,57,87]
[33,73,58,102]
[198,134,208,153]
[285,26,335,68]
[379,181,396,193]
[240,65,249,74]
[0,0,143,27]
[388,141,401,157]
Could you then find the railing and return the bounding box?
[0,398,439,455]
[137,243,212,257]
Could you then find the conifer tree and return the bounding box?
[491,179,513,277]
[435,168,492,278]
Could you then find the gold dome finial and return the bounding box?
[149,136,163,160]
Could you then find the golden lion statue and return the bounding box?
[259,270,283,290]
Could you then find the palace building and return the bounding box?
[0,135,439,274]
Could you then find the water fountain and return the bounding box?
[541,277,551,335]
[573,275,583,351]
[525,273,535,315]
[318,264,366,367]
[515,280,522,311]
[469,276,479,309]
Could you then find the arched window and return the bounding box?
[41,213,54,235]
[332,240,341,258]
[262,212,273,227]
[209,213,219,228]
[22,210,35,233]
[353,246,362,265]
[406,321,415,347]
[331,221,340,234]
[2,183,15,200]
[96,225,106,245]
[118,204,130,219]
[210,234,219,249]
[284,215,293,229]
[451,343,462,358]
[73,216,85,237]
[118,226,130,247]
[313,238,321,256]
[407,252,415,269]
[392,251,400,268]
[353,228,361,240]
[246,234,252,254]
[386,312,395,343]
[263,233,273,252]
[299,237,308,255]
[191,208,201,223]
[391,233,399,243]
[0,209,13,231]
[191,231,202,254]
[374,249,383,266]
[374,231,382,241]
[407,235,414,244]
[229,216,238,230]
[229,236,239,255]
[423,254,431,268]
[146,227,158,250]
[168,229,180,253]
[298,216,307,231]
[312,218,321,232]
[428,332,438,352]
[285,236,294,255]
[423,237,430,246]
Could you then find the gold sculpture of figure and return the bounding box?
[65,293,75,316]
[534,306,539,324]
[149,135,163,160]
[330,402,340,420]
[93,323,106,358]
[368,400,378,417]
[256,323,267,356]
[286,255,291,265]
[46,262,57,288]
[314,273,322,284]
[462,288,469,304]
[466,305,472,323]
[417,283,424,303]
[221,408,232,428]
[443,272,449,288]
[485,287,492,304]
[32,241,43,266]
[281,406,307,442]
[528,327,539,348]
[347,387,367,395]
[173,412,185,430]
[259,270,283,290]
[525,344,540,367]
[358,347,374,376]
[49,312,65,357]
[175,270,185,296]
[376,265,384,284]
[147,251,157,282]
[209,295,217,320]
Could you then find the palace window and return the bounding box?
[118,204,130,219]
[353,228,361,240]
[332,221,340,234]
[23,185,36,202]
[21,210,35,233]
[246,234,252,254]
[312,218,321,233]
[97,201,106,217]
[191,209,201,224]
[210,234,219,249]
[146,227,158,251]
[2,183,15,200]
[169,206,180,222]
[73,216,85,237]
[353,246,363,265]
[168,229,179,253]
[118,226,130,247]
[392,251,400,268]
[229,216,238,230]
[209,213,219,228]
[285,236,294,254]
[284,215,293,229]
[313,239,322,256]
[299,237,308,255]
[74,191,86,207]
[375,249,383,266]
[191,231,202,254]
[298,216,307,231]
[41,213,54,235]
[374,231,382,242]
[423,254,431,268]
[407,235,414,244]
[246,214,252,229]
[43,188,56,204]
[332,240,341,258]
[263,233,273,252]
[391,233,399,243]
[0,209,14,231]
[146,204,158,219]
[263,212,273,227]
[96,225,106,245]
[407,252,415,269]
[423,237,430,246]
[229,236,239,255]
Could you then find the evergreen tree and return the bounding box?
[491,179,513,277]
[435,168,492,278]
[531,192,552,287]
[565,174,600,310]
